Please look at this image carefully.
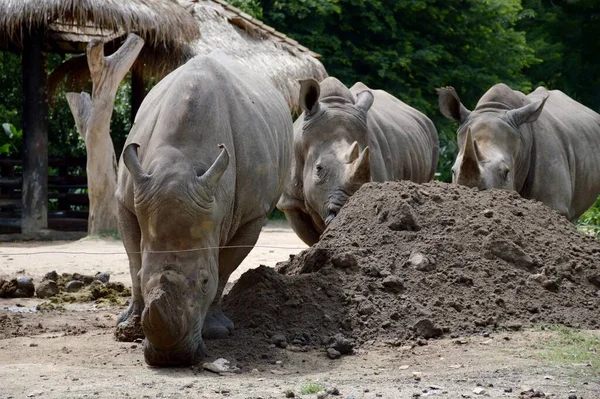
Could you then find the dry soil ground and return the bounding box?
[0,222,598,399]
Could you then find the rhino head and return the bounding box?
[437,86,547,191]
[296,78,374,231]
[123,143,229,366]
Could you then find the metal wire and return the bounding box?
[0,244,311,256]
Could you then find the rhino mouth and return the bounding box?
[143,333,206,367]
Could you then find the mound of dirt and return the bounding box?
[222,181,600,353]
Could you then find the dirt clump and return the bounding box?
[222,181,600,353]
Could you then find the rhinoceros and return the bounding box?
[277,77,439,245]
[114,51,292,366]
[437,83,600,220]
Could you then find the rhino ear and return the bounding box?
[355,90,374,114]
[436,86,471,124]
[506,95,548,127]
[299,78,321,116]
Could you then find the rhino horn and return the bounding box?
[198,144,230,189]
[349,146,371,183]
[123,143,150,185]
[458,128,481,184]
[346,141,360,163]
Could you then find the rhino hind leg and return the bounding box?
[202,216,265,340]
[115,202,145,342]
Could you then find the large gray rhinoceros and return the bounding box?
[115,51,292,366]
[277,77,439,245]
[437,83,600,220]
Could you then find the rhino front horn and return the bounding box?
[198,144,230,188]
[458,128,481,186]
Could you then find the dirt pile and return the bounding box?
[223,181,600,352]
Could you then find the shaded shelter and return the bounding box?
[0,0,199,235]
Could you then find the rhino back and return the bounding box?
[524,88,600,217]
[118,52,292,241]
[350,83,439,182]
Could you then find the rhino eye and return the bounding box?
[502,169,509,180]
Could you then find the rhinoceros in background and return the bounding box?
[115,51,292,366]
[437,83,600,220]
[277,77,439,245]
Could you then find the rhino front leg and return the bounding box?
[115,202,145,342]
[203,217,265,340]
[282,208,321,246]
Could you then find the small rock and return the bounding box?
[316,391,327,399]
[42,271,58,282]
[382,275,404,293]
[410,253,435,272]
[412,372,422,381]
[503,388,513,393]
[16,276,35,297]
[331,252,357,268]
[326,387,340,395]
[65,280,85,293]
[327,333,354,355]
[95,272,110,283]
[413,319,443,339]
[531,391,545,398]
[482,209,493,218]
[202,358,231,373]
[270,333,288,348]
[473,387,486,395]
[327,348,341,359]
[36,280,59,299]
[398,365,410,370]
[284,390,295,398]
[568,394,577,399]
[251,368,259,375]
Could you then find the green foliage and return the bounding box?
[228,0,264,18]
[0,123,22,155]
[577,196,600,238]
[534,325,600,374]
[300,383,324,395]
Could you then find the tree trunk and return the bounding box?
[21,28,48,235]
[67,34,144,236]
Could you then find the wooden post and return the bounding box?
[131,68,145,122]
[67,34,144,236]
[21,28,48,234]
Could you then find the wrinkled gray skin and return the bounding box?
[278,77,439,245]
[115,51,292,366]
[438,83,600,220]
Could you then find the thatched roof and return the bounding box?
[0,0,199,77]
[183,0,328,114]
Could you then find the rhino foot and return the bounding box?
[203,306,234,340]
[115,300,145,342]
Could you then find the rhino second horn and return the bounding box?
[198,144,230,188]
[123,143,149,185]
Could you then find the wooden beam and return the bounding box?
[21,28,48,234]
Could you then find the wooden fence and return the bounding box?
[0,157,88,233]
